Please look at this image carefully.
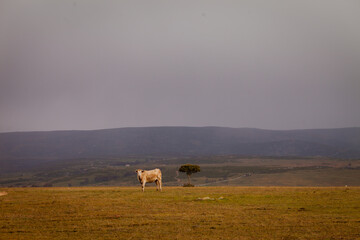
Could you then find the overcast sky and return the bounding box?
[1,0,359,132]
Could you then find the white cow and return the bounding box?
[135,168,162,192]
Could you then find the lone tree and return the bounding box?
[179,164,201,186]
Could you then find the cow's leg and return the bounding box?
[155,180,159,191]
[142,181,146,192]
[159,179,162,192]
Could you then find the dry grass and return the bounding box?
[1,187,359,239]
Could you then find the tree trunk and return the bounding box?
[187,173,191,185]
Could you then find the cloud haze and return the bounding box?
[1,0,360,132]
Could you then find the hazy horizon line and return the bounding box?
[1,125,359,134]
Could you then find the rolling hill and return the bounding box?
[1,127,359,164]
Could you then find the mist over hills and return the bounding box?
[1,127,360,164]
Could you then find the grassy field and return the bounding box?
[1,187,359,239]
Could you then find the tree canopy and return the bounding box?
[179,164,200,186]
[179,164,201,175]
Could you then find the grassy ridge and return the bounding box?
[1,187,359,239]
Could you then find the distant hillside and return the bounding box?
[1,127,360,164]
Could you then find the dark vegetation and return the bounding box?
[179,164,201,186]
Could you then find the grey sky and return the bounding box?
[1,0,360,132]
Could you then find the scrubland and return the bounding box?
[1,157,360,187]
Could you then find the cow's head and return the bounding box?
[135,169,144,177]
